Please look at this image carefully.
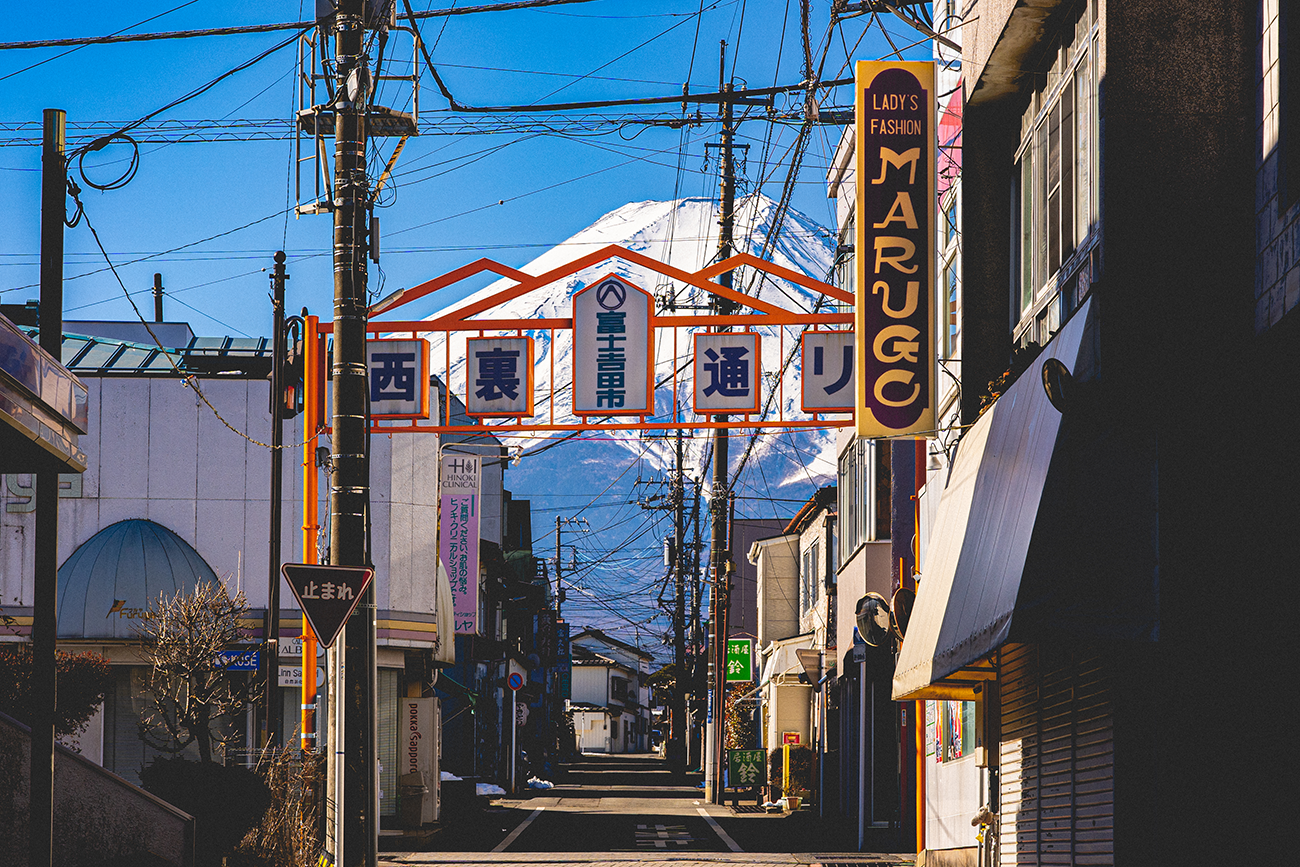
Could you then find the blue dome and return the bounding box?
[57,519,221,640]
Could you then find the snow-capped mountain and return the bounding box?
[422,195,843,636]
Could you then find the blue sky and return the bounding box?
[1,1,932,340]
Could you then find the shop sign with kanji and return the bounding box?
[571,274,654,416]
[466,336,533,417]
[694,332,761,414]
[440,453,481,634]
[367,338,430,418]
[727,749,767,787]
[724,637,754,682]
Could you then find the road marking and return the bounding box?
[635,823,694,848]
[697,806,743,852]
[492,806,545,853]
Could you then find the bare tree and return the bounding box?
[137,581,257,763]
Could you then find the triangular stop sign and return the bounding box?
[281,563,374,648]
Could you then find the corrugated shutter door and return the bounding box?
[378,668,399,817]
[998,644,1113,866]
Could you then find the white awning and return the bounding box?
[760,633,817,687]
[893,299,1093,701]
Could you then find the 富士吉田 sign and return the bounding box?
[572,274,654,416]
[855,60,936,439]
[439,454,481,634]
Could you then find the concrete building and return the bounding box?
[0,322,475,829]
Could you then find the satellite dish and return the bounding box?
[891,586,916,640]
[855,592,892,648]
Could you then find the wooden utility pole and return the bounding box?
[30,106,65,867]
[669,427,687,771]
[329,1,375,864]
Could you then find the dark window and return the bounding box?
[1282,2,1300,215]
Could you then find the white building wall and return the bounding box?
[570,665,608,707]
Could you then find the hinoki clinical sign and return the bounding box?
[855,60,936,438]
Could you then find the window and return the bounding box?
[936,700,976,763]
[801,541,820,617]
[837,439,892,567]
[1011,1,1099,336]
[610,718,619,739]
[1282,1,1300,215]
[611,676,629,702]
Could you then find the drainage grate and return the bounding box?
[729,804,766,813]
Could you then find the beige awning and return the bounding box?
[760,633,817,687]
[893,299,1093,701]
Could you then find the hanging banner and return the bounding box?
[694,332,761,414]
[855,60,936,438]
[368,338,430,419]
[439,453,481,634]
[572,274,654,416]
[801,331,856,413]
[466,336,534,417]
[724,637,754,682]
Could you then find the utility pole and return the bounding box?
[263,251,288,749]
[329,1,375,864]
[555,516,564,620]
[152,273,165,322]
[30,106,65,867]
[707,40,737,805]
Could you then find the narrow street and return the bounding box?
[382,754,912,867]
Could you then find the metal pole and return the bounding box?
[510,688,518,793]
[301,315,321,752]
[265,251,288,749]
[329,1,374,863]
[30,105,65,867]
[670,428,687,771]
[555,516,563,621]
[152,273,164,322]
[859,655,867,851]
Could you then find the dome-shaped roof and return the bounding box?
[57,519,220,640]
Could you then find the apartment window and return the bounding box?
[837,439,892,568]
[801,541,820,617]
[1011,1,1099,334]
[612,677,629,702]
[1283,2,1300,215]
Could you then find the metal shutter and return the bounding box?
[998,644,1113,866]
[378,668,399,817]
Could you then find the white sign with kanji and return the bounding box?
[693,332,761,414]
[466,337,533,417]
[800,331,856,413]
[368,338,429,418]
[572,274,654,416]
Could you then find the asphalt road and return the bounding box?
[381,753,913,867]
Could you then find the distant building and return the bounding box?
[568,628,653,753]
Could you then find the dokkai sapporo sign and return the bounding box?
[855,60,936,438]
[440,453,481,634]
[572,274,654,416]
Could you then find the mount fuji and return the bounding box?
[422,194,845,639]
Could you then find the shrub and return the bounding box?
[768,744,813,797]
[140,757,271,867]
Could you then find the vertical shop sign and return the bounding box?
[440,453,481,634]
[855,60,936,438]
[724,637,754,682]
[572,274,654,416]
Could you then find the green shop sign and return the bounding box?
[724,637,754,682]
[727,749,767,787]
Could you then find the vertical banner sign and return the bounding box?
[572,274,654,416]
[556,621,572,700]
[440,454,481,634]
[403,697,437,824]
[724,637,754,682]
[855,60,936,438]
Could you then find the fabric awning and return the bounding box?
[893,299,1095,701]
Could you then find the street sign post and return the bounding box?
[724,637,754,682]
[507,663,525,793]
[281,563,374,648]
